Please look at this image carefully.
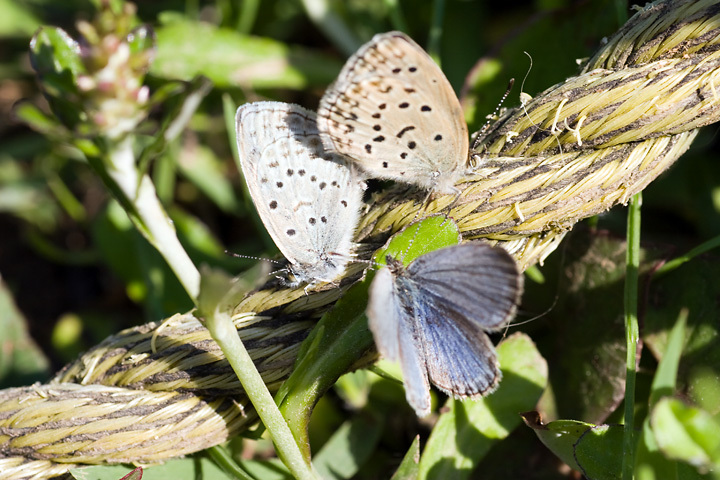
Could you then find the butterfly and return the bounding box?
[367,242,523,416]
[317,31,469,194]
[235,101,365,286]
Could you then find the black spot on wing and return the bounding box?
[396,126,415,138]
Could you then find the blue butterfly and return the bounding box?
[367,242,523,416]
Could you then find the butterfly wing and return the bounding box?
[236,102,364,283]
[318,31,469,194]
[408,243,523,331]
[406,243,523,397]
[368,266,432,416]
[417,297,501,397]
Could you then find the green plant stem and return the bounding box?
[103,137,201,301]
[47,171,86,222]
[207,446,255,480]
[237,0,259,34]
[654,233,720,276]
[623,191,642,480]
[383,0,408,33]
[427,0,445,65]
[203,312,317,480]
[104,135,306,475]
[300,0,361,56]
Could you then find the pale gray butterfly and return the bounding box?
[317,31,469,194]
[235,101,364,286]
[367,242,523,416]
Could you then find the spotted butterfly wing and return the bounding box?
[367,243,523,416]
[236,102,364,285]
[318,31,469,194]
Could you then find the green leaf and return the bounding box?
[29,27,85,128]
[50,313,85,362]
[650,310,687,407]
[127,25,155,58]
[197,266,235,320]
[170,207,248,271]
[688,368,720,417]
[522,414,590,471]
[0,0,40,37]
[419,332,548,479]
[635,419,681,480]
[176,142,242,215]
[521,230,643,424]
[0,277,50,387]
[633,308,689,480]
[196,264,257,326]
[139,76,212,179]
[70,457,233,479]
[372,214,461,266]
[206,445,255,480]
[91,200,193,317]
[524,264,545,284]
[651,398,720,471]
[119,467,143,480]
[390,435,421,480]
[276,216,462,461]
[313,413,384,479]
[574,423,624,480]
[0,154,60,231]
[152,19,342,89]
[240,458,292,480]
[13,102,67,138]
[224,94,240,167]
[29,27,83,78]
[276,277,374,460]
[333,369,372,410]
[644,253,720,391]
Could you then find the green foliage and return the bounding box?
[70,459,230,479]
[371,214,461,266]
[526,305,720,479]
[419,333,548,479]
[0,278,50,385]
[152,17,342,89]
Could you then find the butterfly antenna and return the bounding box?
[506,280,561,329]
[506,234,571,329]
[226,251,292,285]
[442,191,462,218]
[399,188,436,256]
[480,78,515,137]
[506,301,557,328]
[226,252,284,266]
[409,181,459,241]
[471,78,515,153]
[516,52,565,155]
